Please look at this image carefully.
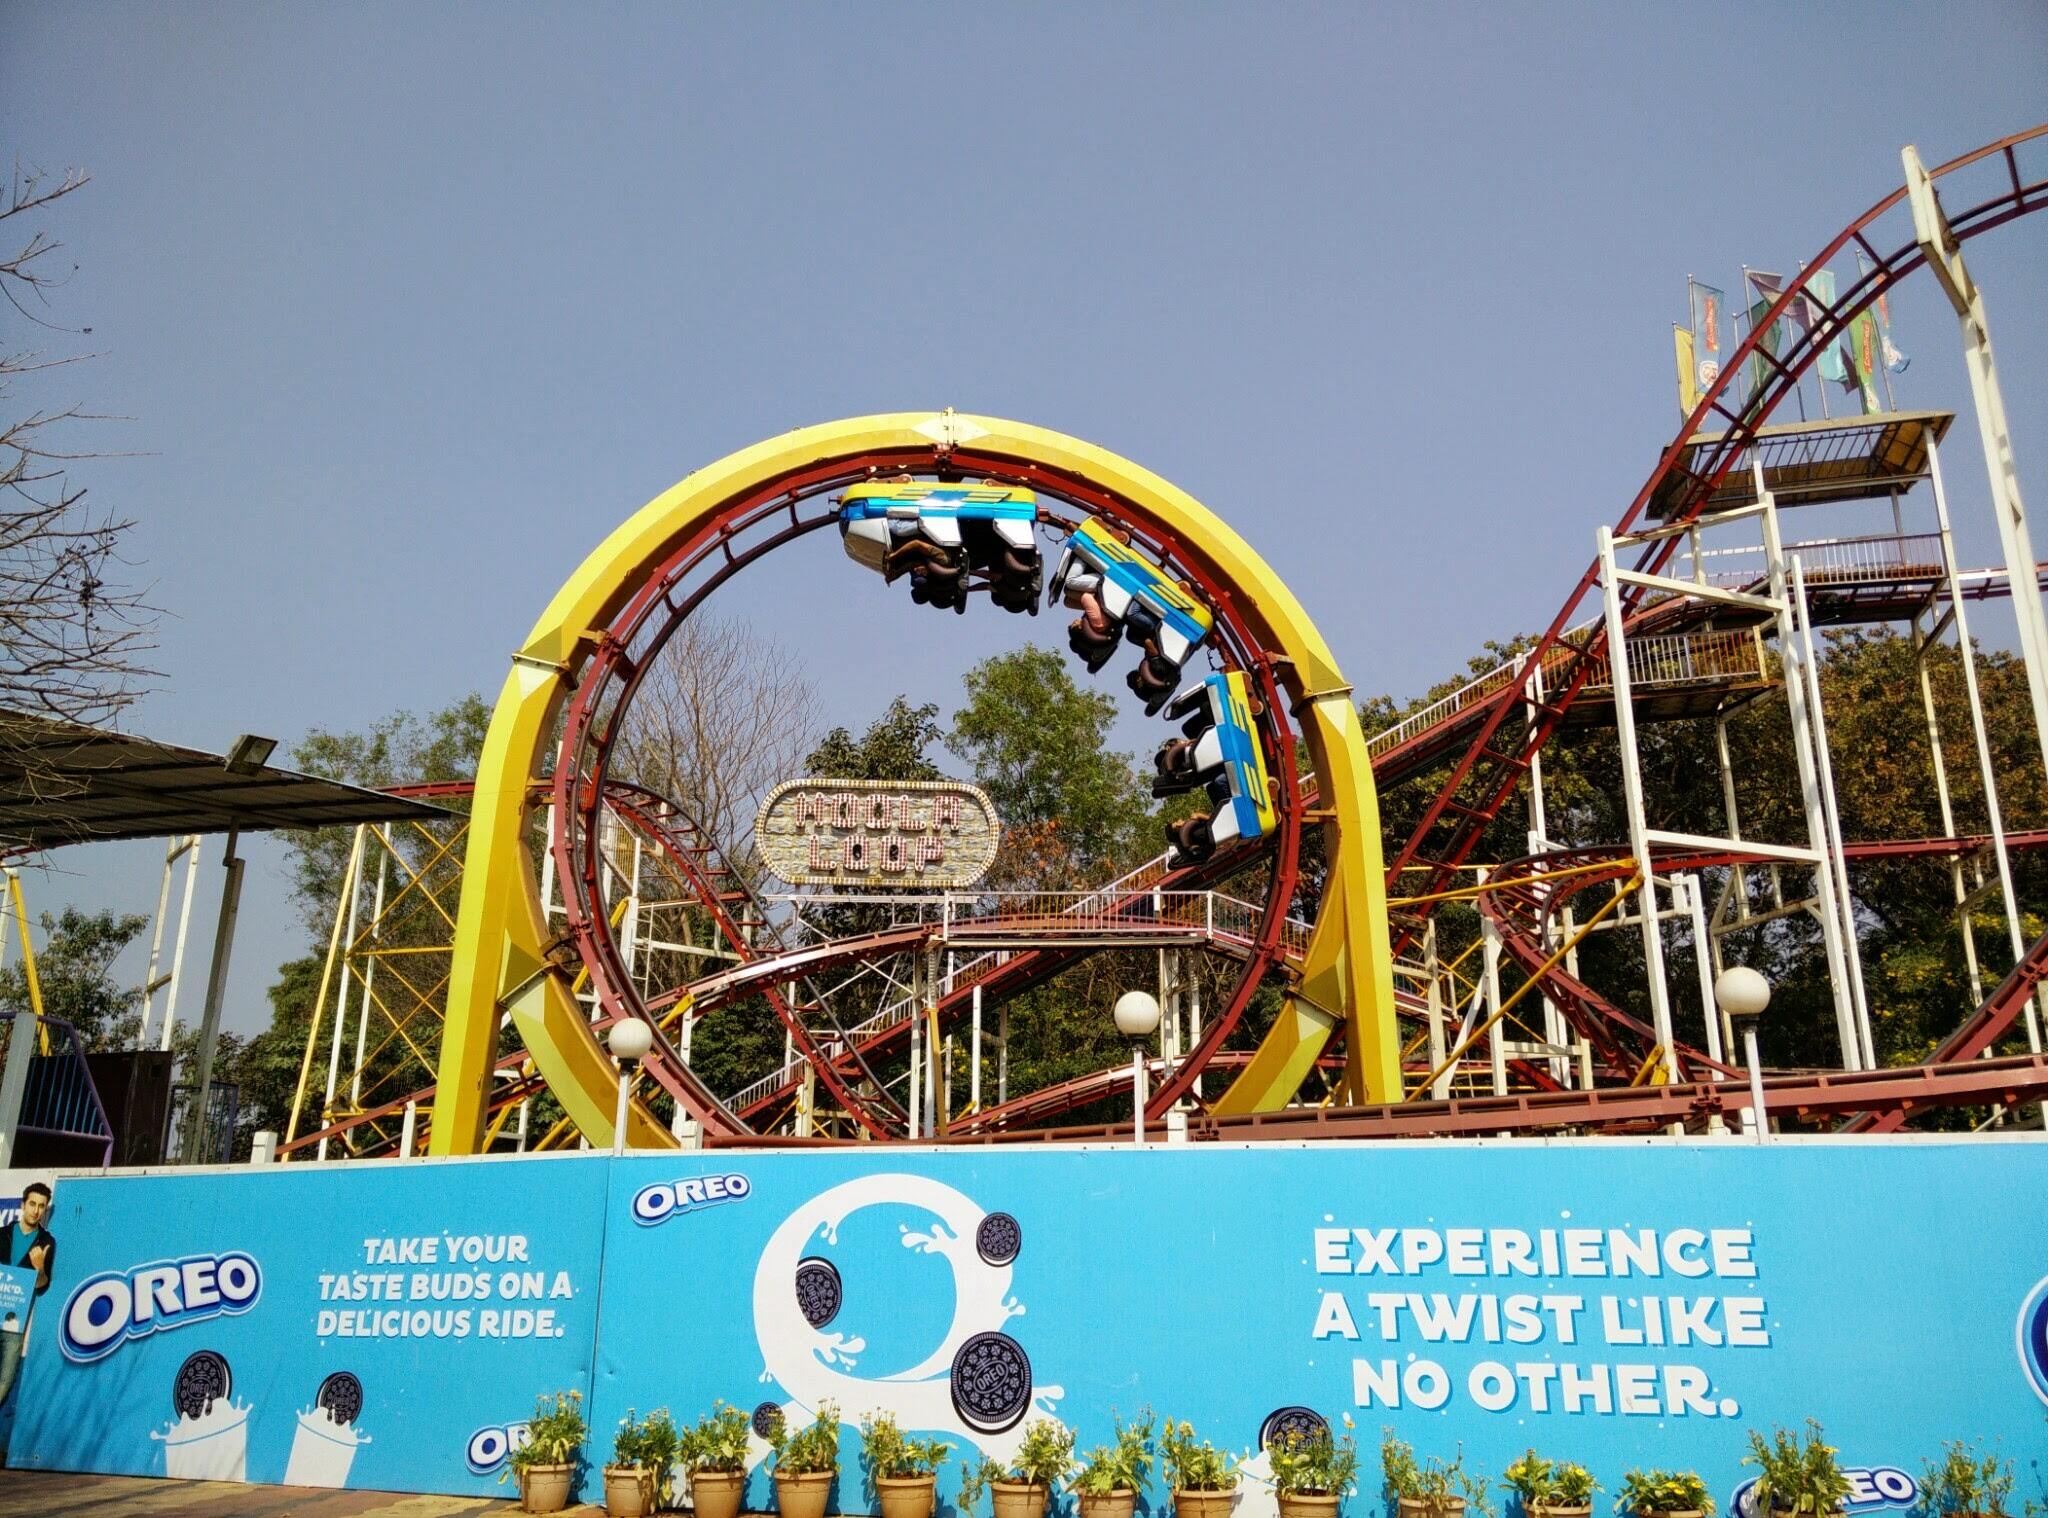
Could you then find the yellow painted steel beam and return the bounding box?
[430,414,1397,1152]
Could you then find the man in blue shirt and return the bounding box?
[0,1182,56,1412]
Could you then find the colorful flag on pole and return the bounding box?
[1856,250,1910,374]
[1805,268,1850,385]
[1674,325,1700,419]
[1688,280,1724,396]
[1847,304,1883,413]
[1744,270,1785,407]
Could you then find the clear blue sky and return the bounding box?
[4,4,2045,1043]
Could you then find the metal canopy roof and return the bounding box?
[1649,409,1955,518]
[0,714,450,851]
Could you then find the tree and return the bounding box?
[0,164,154,752]
[610,614,822,871]
[948,646,1158,886]
[0,905,146,1050]
[806,695,945,782]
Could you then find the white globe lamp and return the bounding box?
[1713,967,1772,1144]
[606,1018,655,1154]
[1113,991,1163,1146]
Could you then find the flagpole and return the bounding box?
[1802,260,1831,421]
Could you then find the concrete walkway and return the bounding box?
[0,1468,620,1515]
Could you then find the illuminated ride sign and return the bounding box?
[754,778,1000,888]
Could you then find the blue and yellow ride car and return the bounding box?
[1152,671,1276,864]
[1048,519,1214,708]
[838,481,1041,614]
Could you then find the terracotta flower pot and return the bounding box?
[520,1462,576,1514]
[693,1467,747,1518]
[1634,1509,1704,1518]
[1175,1488,1238,1518]
[604,1464,656,1518]
[778,1468,835,1518]
[1536,1506,1593,1518]
[1080,1491,1138,1518]
[1398,1500,1467,1518]
[1279,1494,1340,1518]
[879,1473,940,1518]
[994,1479,1051,1518]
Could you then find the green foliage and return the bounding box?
[949,645,1159,885]
[612,1407,681,1501]
[860,1410,953,1482]
[808,696,945,782]
[1266,1415,1358,1498]
[1381,1431,1492,1517]
[682,1401,755,1473]
[505,1390,585,1481]
[1616,1470,1713,1516]
[1073,1409,1156,1496]
[959,1419,1076,1508]
[1161,1417,1237,1493]
[0,906,147,1050]
[769,1400,840,1476]
[1743,1422,1851,1516]
[1503,1452,1597,1509]
[1918,1440,2015,1517]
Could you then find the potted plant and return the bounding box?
[1920,1441,2018,1518]
[1503,1452,1597,1518]
[770,1401,842,1518]
[862,1410,956,1518]
[1161,1417,1238,1518]
[960,1418,1078,1518]
[1616,1470,1715,1518]
[606,1407,679,1518]
[1743,1423,1851,1518]
[1073,1409,1157,1518]
[1267,1413,1358,1518]
[682,1400,755,1518]
[1382,1431,1492,1518]
[503,1390,586,1515]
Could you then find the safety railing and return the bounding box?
[1691,531,1947,590]
[724,871,1308,1111]
[1586,626,1768,693]
[0,1012,115,1168]
[1367,627,1598,759]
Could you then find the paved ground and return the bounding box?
[0,1468,624,1515]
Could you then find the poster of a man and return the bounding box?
[0,1181,57,1455]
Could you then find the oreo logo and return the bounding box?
[173,1350,232,1420]
[466,1420,532,1475]
[753,1402,785,1440]
[950,1331,1031,1433]
[2020,1272,2048,1406]
[632,1173,752,1227]
[1259,1407,1327,1451]
[795,1257,842,1328]
[976,1213,1022,1266]
[317,1371,363,1425]
[62,1252,263,1364]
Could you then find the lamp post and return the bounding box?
[1113,991,1161,1145]
[607,1018,654,1156]
[1714,967,1772,1144]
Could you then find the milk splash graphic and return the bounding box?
[284,1405,371,1488]
[151,1398,253,1482]
[751,1175,1065,1471]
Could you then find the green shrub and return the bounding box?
[1073,1409,1157,1497]
[770,1401,841,1476]
[1161,1418,1238,1493]
[1268,1415,1359,1498]
[1616,1470,1713,1516]
[1743,1422,1851,1517]
[504,1390,586,1484]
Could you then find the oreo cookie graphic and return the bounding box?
[794,1256,843,1329]
[317,1371,364,1425]
[1258,1406,1327,1451]
[173,1350,232,1420]
[975,1212,1022,1266]
[950,1331,1031,1433]
[752,1401,786,1440]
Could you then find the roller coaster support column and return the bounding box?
[1907,143,2048,783]
[1925,440,2048,1063]
[1759,483,1866,1068]
[1596,527,1680,1087]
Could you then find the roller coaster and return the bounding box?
[282,124,2048,1160]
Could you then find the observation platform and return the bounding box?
[1648,408,1953,517]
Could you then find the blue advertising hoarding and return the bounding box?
[13,1153,604,1493]
[9,1139,2048,1503]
